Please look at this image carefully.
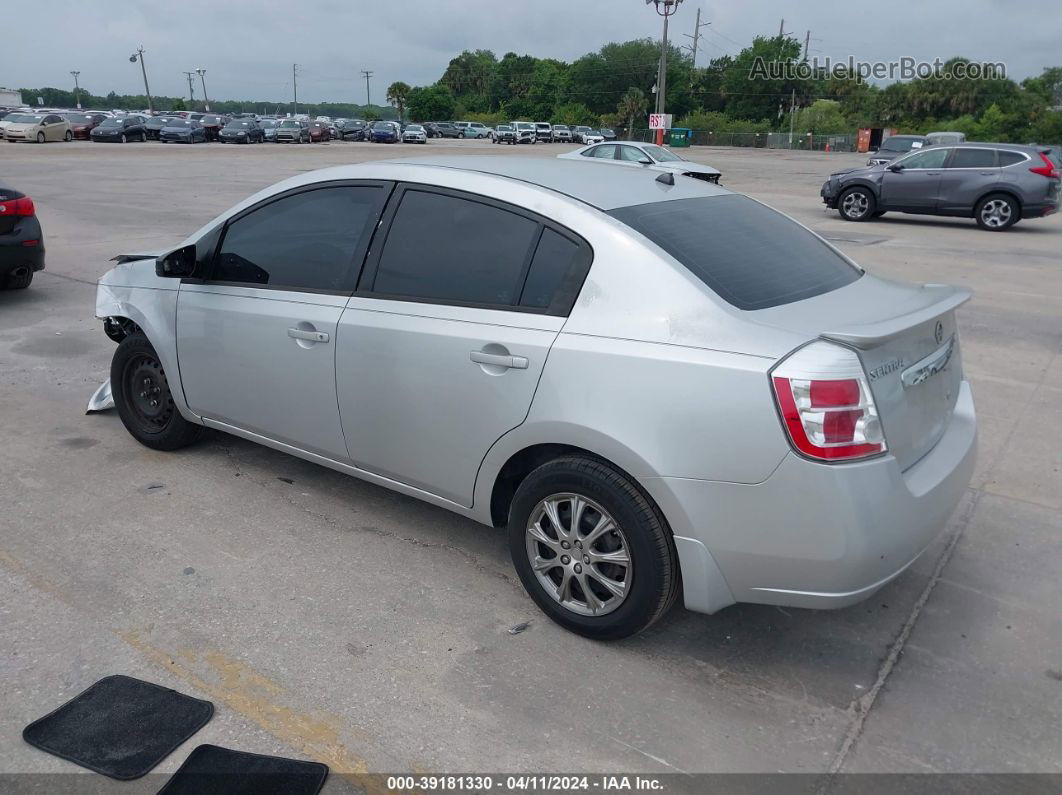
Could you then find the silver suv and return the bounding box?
[823,142,1060,231]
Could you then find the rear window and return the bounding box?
[609,195,862,311]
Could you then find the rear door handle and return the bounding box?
[288,327,330,343]
[470,351,528,369]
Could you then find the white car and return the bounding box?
[402,124,428,144]
[581,130,605,145]
[559,142,722,184]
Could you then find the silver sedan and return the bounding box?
[560,141,722,183]
[92,156,976,639]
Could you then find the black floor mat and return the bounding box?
[22,675,214,780]
[157,744,329,795]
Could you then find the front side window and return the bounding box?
[213,186,384,292]
[641,144,683,163]
[609,195,861,311]
[618,146,646,162]
[896,148,949,169]
[946,148,997,168]
[371,190,539,306]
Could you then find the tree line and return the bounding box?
[18,33,1062,143]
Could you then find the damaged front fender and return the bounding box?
[86,379,114,413]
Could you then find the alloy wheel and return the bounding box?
[842,190,869,219]
[980,199,1012,228]
[525,493,632,617]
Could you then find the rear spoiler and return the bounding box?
[820,285,972,349]
[110,252,162,264]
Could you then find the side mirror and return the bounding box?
[156,244,197,278]
[869,145,879,153]
[639,158,653,165]
[887,164,904,172]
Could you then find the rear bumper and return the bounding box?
[0,217,46,275]
[1021,201,1058,219]
[649,380,976,614]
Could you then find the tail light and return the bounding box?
[771,341,886,462]
[0,197,35,217]
[1029,152,1061,179]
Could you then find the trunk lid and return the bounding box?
[754,275,970,470]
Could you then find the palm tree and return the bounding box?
[617,87,648,140]
[387,82,412,122]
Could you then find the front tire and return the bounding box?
[838,186,876,221]
[975,193,1018,231]
[111,334,203,451]
[64,130,73,142]
[508,456,679,640]
[36,132,45,144]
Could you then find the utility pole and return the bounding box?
[292,64,299,115]
[183,71,196,105]
[682,7,710,67]
[803,30,811,62]
[361,70,374,107]
[196,68,210,112]
[70,71,81,109]
[779,18,785,38]
[788,88,797,149]
[129,47,154,114]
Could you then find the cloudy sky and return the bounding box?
[6,1,1059,105]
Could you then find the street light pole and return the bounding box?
[129,47,154,114]
[196,68,210,112]
[646,0,683,145]
[70,71,81,109]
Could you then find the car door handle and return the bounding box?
[288,327,329,343]
[470,351,528,369]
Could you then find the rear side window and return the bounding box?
[609,195,862,311]
[370,190,538,306]
[948,148,997,168]
[213,185,384,292]
[520,229,583,309]
[997,151,1028,167]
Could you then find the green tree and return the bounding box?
[171,98,187,111]
[407,84,456,122]
[616,87,648,138]
[722,36,812,122]
[387,81,411,122]
[795,99,849,135]
[440,49,497,112]
[552,102,595,126]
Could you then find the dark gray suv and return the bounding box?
[821,143,1061,231]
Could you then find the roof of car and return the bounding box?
[914,141,1041,152]
[376,156,729,210]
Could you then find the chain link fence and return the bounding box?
[630,129,858,152]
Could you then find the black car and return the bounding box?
[199,114,229,141]
[220,119,265,144]
[599,128,617,142]
[0,183,44,289]
[144,116,176,140]
[337,119,368,140]
[430,122,462,139]
[91,116,147,143]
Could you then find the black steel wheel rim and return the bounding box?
[123,353,174,434]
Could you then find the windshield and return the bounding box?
[497,125,512,131]
[225,121,252,129]
[881,137,921,152]
[406,125,424,131]
[279,120,300,128]
[259,120,276,128]
[146,117,169,126]
[9,114,43,123]
[100,119,123,127]
[642,144,684,163]
[165,119,191,127]
[372,121,392,130]
[516,123,534,130]
[553,125,568,130]
[64,113,92,123]
[202,116,222,124]
[609,195,861,311]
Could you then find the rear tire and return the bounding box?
[64,130,73,142]
[111,334,203,451]
[975,193,1018,231]
[508,456,679,640]
[5,269,33,289]
[838,186,876,221]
